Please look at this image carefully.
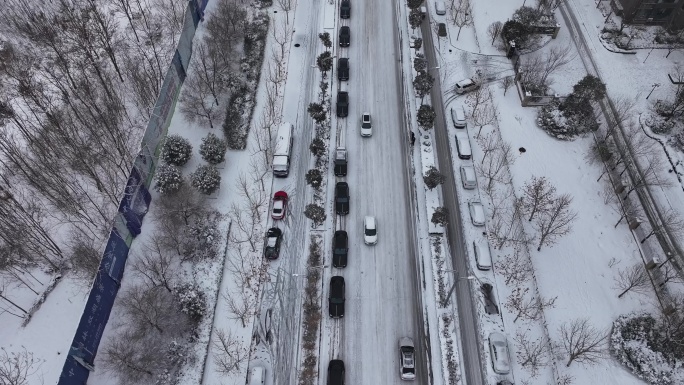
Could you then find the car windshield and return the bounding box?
[334,247,346,254]
[267,237,277,247]
[365,228,376,236]
[273,206,282,214]
[331,297,344,304]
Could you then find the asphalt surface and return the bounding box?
[421,16,486,385]
[317,1,425,385]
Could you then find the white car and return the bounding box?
[455,78,479,94]
[361,112,372,137]
[363,216,377,245]
[399,337,416,380]
[468,201,485,227]
[488,332,511,374]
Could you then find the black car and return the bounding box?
[337,58,349,81]
[333,230,348,268]
[328,359,345,385]
[264,227,283,260]
[335,182,350,215]
[340,0,351,19]
[336,91,349,117]
[339,26,350,47]
[329,276,345,318]
[481,283,499,315]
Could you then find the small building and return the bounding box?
[612,0,684,31]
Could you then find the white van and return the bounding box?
[469,201,485,227]
[273,123,294,177]
[250,367,265,385]
[460,166,476,189]
[473,240,492,270]
[435,1,446,15]
[451,107,467,128]
[455,132,472,160]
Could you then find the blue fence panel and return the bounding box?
[58,227,130,384]
[118,167,151,237]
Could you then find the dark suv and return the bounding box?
[335,182,350,214]
[329,276,345,318]
[328,360,345,385]
[339,26,350,47]
[340,0,351,19]
[337,91,349,118]
[337,58,349,81]
[333,230,349,268]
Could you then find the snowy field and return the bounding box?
[4,1,684,385]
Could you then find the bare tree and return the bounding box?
[501,75,514,95]
[520,45,575,90]
[130,233,179,292]
[613,263,651,298]
[179,69,222,128]
[533,193,577,251]
[505,286,557,323]
[451,0,473,40]
[212,329,249,375]
[477,133,501,166]
[0,347,42,385]
[520,176,556,221]
[223,288,257,328]
[117,284,185,337]
[496,248,534,286]
[537,0,565,12]
[472,100,498,138]
[558,318,607,367]
[513,330,550,378]
[603,94,636,139]
[601,184,642,228]
[641,207,684,244]
[153,185,208,226]
[229,203,260,253]
[476,139,514,194]
[276,0,294,24]
[100,330,168,384]
[487,21,503,46]
[236,172,268,224]
[622,155,671,199]
[466,85,492,120]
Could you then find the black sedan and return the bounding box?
[328,359,345,385]
[333,230,348,268]
[329,276,345,318]
[264,227,282,260]
[335,182,349,215]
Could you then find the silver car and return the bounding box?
[488,332,511,374]
[399,337,416,380]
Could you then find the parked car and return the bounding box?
[339,26,350,47]
[360,112,372,137]
[337,91,349,117]
[335,182,350,215]
[328,360,345,385]
[271,190,288,220]
[329,276,345,318]
[451,106,467,128]
[455,78,480,94]
[480,283,499,315]
[263,227,282,260]
[468,201,485,226]
[488,332,511,374]
[333,230,349,268]
[338,58,349,81]
[437,23,447,37]
[340,0,351,18]
[363,216,377,245]
[399,337,416,380]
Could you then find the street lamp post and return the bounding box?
[441,270,477,307]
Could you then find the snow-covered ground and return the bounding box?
[5,1,684,385]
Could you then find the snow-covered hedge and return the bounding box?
[610,313,684,385]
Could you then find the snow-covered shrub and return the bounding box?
[537,97,598,140]
[256,0,273,8]
[417,104,436,130]
[199,133,228,165]
[190,164,221,195]
[423,166,445,190]
[611,313,684,385]
[309,137,325,157]
[154,163,184,195]
[181,210,222,261]
[305,169,323,188]
[537,99,574,140]
[174,283,207,324]
[431,207,449,226]
[304,204,326,227]
[223,83,250,150]
[161,135,192,166]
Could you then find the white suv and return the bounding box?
[363,216,377,245]
[361,112,372,137]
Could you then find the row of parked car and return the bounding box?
[450,106,511,377]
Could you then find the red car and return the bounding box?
[271,191,288,220]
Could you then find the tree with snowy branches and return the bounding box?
[199,133,228,165]
[174,282,207,325]
[161,135,193,166]
[154,164,184,195]
[413,70,434,103]
[191,165,221,195]
[417,104,436,130]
